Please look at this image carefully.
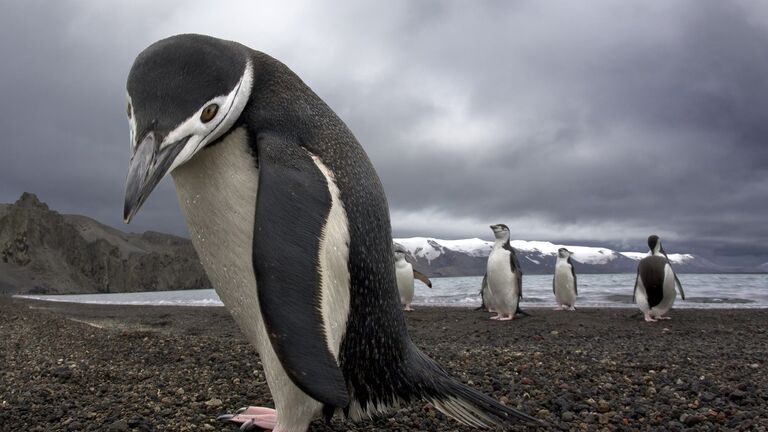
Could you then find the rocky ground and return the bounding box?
[1,297,767,431]
[0,193,209,295]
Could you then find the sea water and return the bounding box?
[17,274,768,309]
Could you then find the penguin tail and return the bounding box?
[428,373,540,427]
[408,350,539,428]
[515,305,531,317]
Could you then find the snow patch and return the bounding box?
[620,251,695,264]
[395,237,622,265]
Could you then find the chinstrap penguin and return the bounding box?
[485,224,525,320]
[122,34,537,431]
[553,248,577,310]
[633,235,686,322]
[393,242,432,311]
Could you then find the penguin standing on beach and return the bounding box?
[122,35,536,431]
[633,235,686,322]
[485,224,524,320]
[553,248,577,310]
[393,242,432,311]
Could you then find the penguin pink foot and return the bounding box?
[657,316,671,320]
[218,406,277,431]
[644,314,657,322]
[404,304,414,311]
[568,306,576,311]
[497,314,514,321]
[489,314,501,320]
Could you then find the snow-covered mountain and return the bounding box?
[393,237,730,277]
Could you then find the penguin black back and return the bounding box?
[639,256,667,308]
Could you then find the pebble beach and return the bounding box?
[1,296,767,431]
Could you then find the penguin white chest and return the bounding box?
[171,128,265,344]
[395,260,414,304]
[554,260,576,306]
[486,248,519,314]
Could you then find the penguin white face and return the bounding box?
[490,224,510,240]
[123,35,254,223]
[557,248,572,259]
[392,242,408,261]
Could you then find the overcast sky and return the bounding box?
[1,0,767,265]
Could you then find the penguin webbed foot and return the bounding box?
[217,406,277,431]
[657,316,672,320]
[643,314,658,322]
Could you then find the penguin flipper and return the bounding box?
[632,267,640,303]
[475,273,488,311]
[662,252,685,300]
[568,256,578,295]
[252,133,349,408]
[509,250,523,298]
[412,269,432,288]
[674,272,685,300]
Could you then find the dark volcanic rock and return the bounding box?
[0,193,209,294]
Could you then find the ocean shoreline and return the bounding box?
[12,294,768,310]
[2,296,767,431]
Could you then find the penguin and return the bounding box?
[485,224,524,320]
[552,248,577,310]
[122,35,536,431]
[633,235,686,322]
[392,242,432,311]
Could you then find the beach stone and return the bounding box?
[700,391,716,402]
[108,420,129,431]
[597,399,610,413]
[729,389,747,401]
[52,367,73,382]
[561,411,574,422]
[682,414,706,426]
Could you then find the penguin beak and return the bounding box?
[123,131,189,223]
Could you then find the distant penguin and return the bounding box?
[122,35,536,430]
[553,248,577,310]
[485,224,524,320]
[393,242,432,311]
[633,235,686,322]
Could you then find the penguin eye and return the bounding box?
[126,103,132,119]
[200,104,219,123]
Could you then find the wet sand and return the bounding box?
[1,296,767,431]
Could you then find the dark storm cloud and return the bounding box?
[1,0,767,265]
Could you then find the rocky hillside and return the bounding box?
[0,193,209,295]
[394,237,744,277]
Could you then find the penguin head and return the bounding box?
[647,235,663,255]
[490,224,510,240]
[392,242,408,261]
[123,34,254,223]
[557,248,572,258]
